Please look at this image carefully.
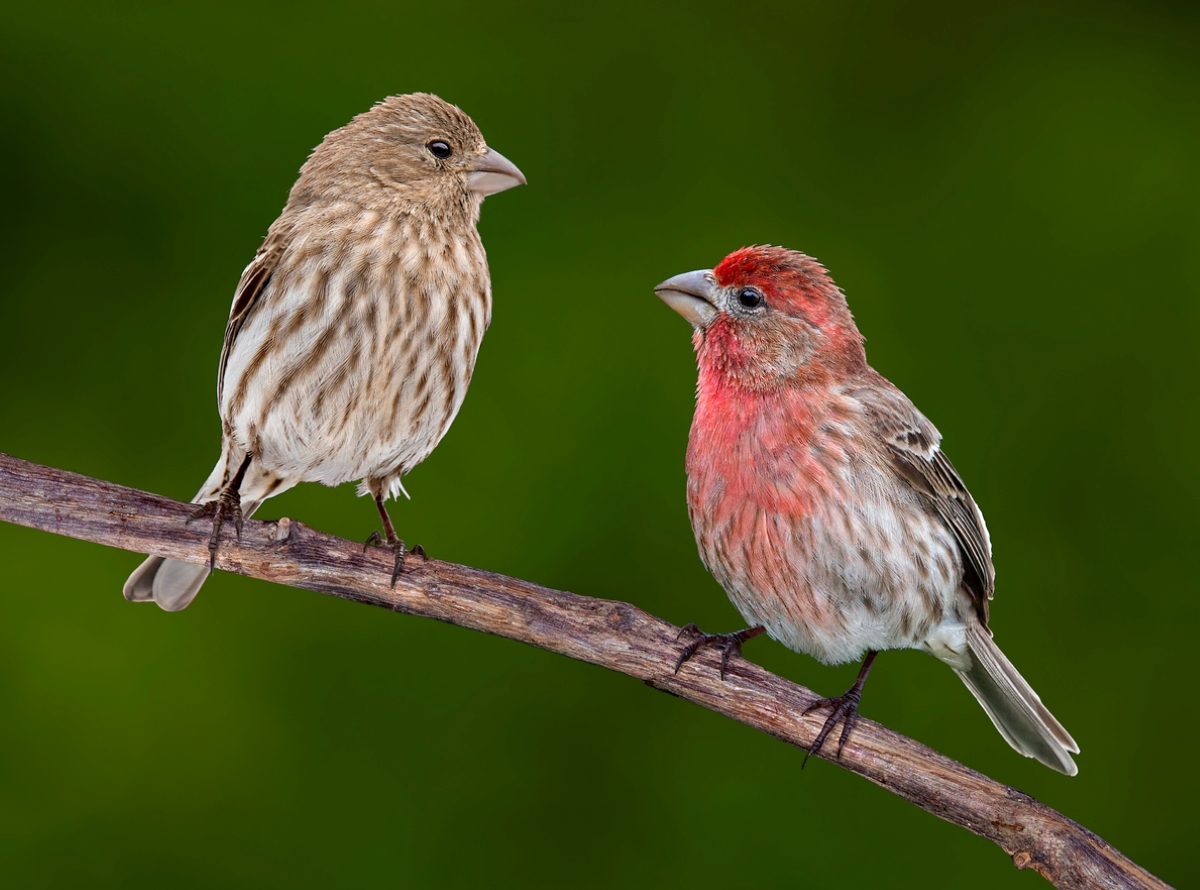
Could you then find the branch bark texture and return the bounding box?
[0,452,1169,890]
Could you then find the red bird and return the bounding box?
[656,246,1079,775]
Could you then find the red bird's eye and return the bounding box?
[427,140,453,159]
[738,287,764,309]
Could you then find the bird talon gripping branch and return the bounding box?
[673,625,765,680]
[122,94,524,613]
[656,246,1080,775]
[363,493,426,587]
[184,452,252,574]
[801,693,861,767]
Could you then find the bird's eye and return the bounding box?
[427,140,453,159]
[738,286,765,309]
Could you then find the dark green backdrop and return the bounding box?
[1,1,1196,886]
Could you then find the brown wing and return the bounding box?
[854,374,995,626]
[217,233,289,401]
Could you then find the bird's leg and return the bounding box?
[673,623,766,680]
[187,452,253,574]
[363,493,426,587]
[801,649,879,767]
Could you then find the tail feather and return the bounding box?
[123,557,210,611]
[954,623,1079,776]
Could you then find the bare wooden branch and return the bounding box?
[0,451,1169,889]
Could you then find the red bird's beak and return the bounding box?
[466,148,526,196]
[655,269,719,327]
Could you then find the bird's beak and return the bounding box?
[466,148,526,196]
[655,269,719,327]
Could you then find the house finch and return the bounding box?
[656,246,1079,775]
[123,93,525,611]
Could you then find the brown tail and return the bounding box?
[953,622,1079,775]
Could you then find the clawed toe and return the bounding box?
[364,533,425,587]
[188,501,217,523]
[185,453,252,574]
[365,493,426,587]
[801,692,862,767]
[800,650,880,768]
[188,489,244,573]
[673,624,765,680]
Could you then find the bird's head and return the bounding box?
[656,246,866,390]
[295,93,525,211]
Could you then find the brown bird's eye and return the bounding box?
[738,287,764,309]
[427,140,453,159]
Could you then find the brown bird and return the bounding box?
[657,246,1078,774]
[124,93,525,611]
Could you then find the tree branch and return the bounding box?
[0,452,1169,890]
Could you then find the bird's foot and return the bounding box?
[801,688,863,767]
[187,487,244,574]
[673,623,765,680]
[364,532,427,587]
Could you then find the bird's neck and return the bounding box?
[687,369,858,517]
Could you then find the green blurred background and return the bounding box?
[1,0,1197,886]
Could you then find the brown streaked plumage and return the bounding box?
[124,93,525,611]
[657,246,1079,775]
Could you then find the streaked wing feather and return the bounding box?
[217,236,288,400]
[856,376,995,625]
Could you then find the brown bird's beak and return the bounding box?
[655,269,719,327]
[466,148,526,196]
